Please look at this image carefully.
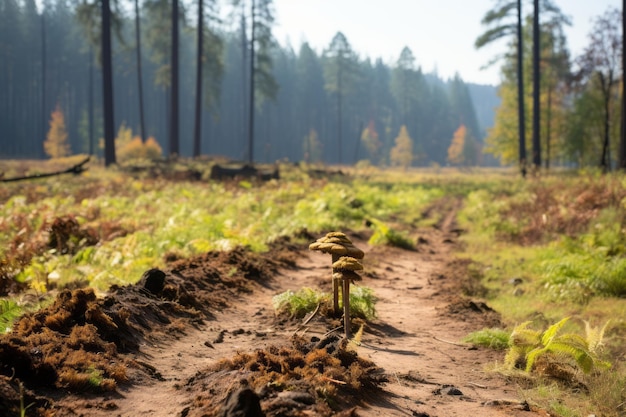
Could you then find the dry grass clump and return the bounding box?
[214,335,384,393]
[500,178,626,244]
[191,335,387,416]
[0,289,128,393]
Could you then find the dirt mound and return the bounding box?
[0,244,287,416]
[183,334,387,417]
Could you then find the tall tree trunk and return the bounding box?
[170,0,180,157]
[546,83,552,170]
[599,72,613,172]
[532,0,541,169]
[102,0,116,166]
[41,9,46,158]
[193,0,204,157]
[617,0,626,170]
[134,0,146,143]
[247,0,255,163]
[240,6,247,160]
[337,61,342,164]
[517,0,527,177]
[89,46,94,155]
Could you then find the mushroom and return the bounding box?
[309,232,364,316]
[332,256,363,339]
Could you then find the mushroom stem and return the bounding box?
[342,275,351,339]
[331,254,341,316]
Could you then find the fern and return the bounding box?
[0,299,24,333]
[506,317,611,376]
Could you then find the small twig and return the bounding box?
[433,336,466,347]
[321,375,347,385]
[467,381,488,389]
[292,303,321,336]
[323,326,343,338]
[301,303,321,327]
[393,372,404,386]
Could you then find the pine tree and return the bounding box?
[44,104,71,158]
[389,125,413,169]
[324,31,359,164]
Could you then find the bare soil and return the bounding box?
[0,205,548,417]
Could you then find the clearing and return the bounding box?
[0,201,546,417]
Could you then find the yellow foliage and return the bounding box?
[44,104,71,159]
[113,122,163,162]
[448,125,466,166]
[448,124,479,166]
[115,123,133,151]
[389,125,413,169]
[361,121,382,164]
[118,136,163,162]
[485,82,526,165]
[144,137,163,160]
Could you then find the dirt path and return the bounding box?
[51,224,544,417]
[1,202,549,417]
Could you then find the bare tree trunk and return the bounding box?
[193,0,204,157]
[170,0,180,157]
[247,0,255,163]
[41,9,46,158]
[337,62,342,164]
[102,0,116,166]
[532,0,541,170]
[517,0,527,177]
[88,46,94,155]
[599,72,612,172]
[617,0,626,170]
[134,0,146,143]
[546,83,552,170]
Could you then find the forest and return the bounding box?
[1,2,626,417]
[2,0,623,169]
[2,0,505,166]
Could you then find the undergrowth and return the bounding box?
[272,286,376,320]
[458,173,626,417]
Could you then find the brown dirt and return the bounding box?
[0,207,548,417]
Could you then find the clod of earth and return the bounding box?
[332,256,363,339]
[309,232,364,316]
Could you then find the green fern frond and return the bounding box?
[585,320,610,354]
[540,317,570,347]
[525,347,547,372]
[546,341,594,373]
[504,345,525,369]
[509,321,541,347]
[0,299,23,333]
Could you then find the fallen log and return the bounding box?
[0,157,90,182]
[210,163,279,182]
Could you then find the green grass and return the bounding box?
[2,163,625,416]
[272,286,377,320]
[462,328,510,350]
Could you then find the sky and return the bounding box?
[271,0,622,86]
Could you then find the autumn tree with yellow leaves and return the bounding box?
[448,124,479,167]
[361,120,382,164]
[389,125,413,169]
[44,104,71,159]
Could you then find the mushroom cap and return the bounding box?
[332,256,364,272]
[333,270,362,282]
[309,232,364,259]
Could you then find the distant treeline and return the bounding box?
[0,0,497,165]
